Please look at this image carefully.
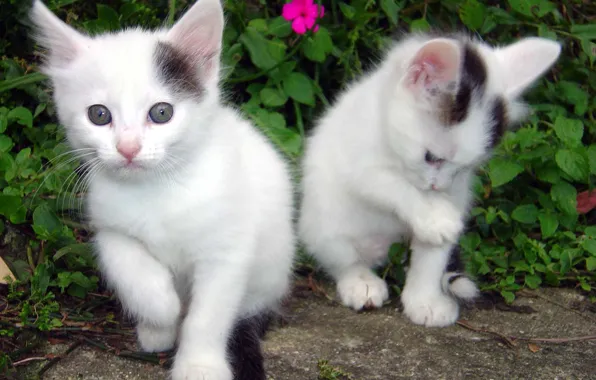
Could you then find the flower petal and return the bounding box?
[304,15,316,30]
[306,4,319,18]
[282,2,301,21]
[318,5,325,17]
[313,25,320,32]
[292,17,307,34]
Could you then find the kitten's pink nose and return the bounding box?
[116,140,141,162]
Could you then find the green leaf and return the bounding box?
[240,27,278,70]
[535,164,560,184]
[53,243,94,261]
[550,181,577,215]
[67,284,88,298]
[57,272,74,292]
[555,149,589,182]
[538,212,558,238]
[0,195,21,218]
[0,136,13,153]
[259,87,288,107]
[32,203,62,238]
[242,107,302,158]
[524,274,542,289]
[459,0,486,30]
[557,81,589,115]
[283,72,315,106]
[339,3,356,19]
[585,226,596,238]
[524,248,537,265]
[0,72,47,94]
[559,249,578,274]
[587,145,596,175]
[8,107,33,129]
[586,257,596,271]
[570,24,596,40]
[501,290,515,303]
[96,4,120,31]
[248,18,268,33]
[380,0,400,25]
[410,18,430,32]
[31,264,52,296]
[508,0,555,18]
[511,204,538,224]
[488,158,524,187]
[581,239,596,256]
[580,39,595,65]
[460,232,481,253]
[268,17,292,38]
[302,27,333,63]
[553,116,583,147]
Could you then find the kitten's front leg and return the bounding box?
[408,194,464,246]
[171,254,250,380]
[95,230,181,352]
[353,169,463,245]
[401,239,459,327]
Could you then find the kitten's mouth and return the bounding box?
[117,160,146,172]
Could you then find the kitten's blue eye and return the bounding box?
[149,102,174,124]
[87,104,112,126]
[425,151,444,164]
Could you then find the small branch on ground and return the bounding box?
[517,289,596,324]
[38,339,83,377]
[511,335,596,344]
[456,320,518,349]
[12,356,48,366]
[457,320,596,348]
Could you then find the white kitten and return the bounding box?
[30,1,295,379]
[298,34,560,327]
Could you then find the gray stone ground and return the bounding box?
[15,284,596,380]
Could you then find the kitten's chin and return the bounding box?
[107,161,155,180]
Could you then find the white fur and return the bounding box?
[31,1,295,379]
[298,34,560,327]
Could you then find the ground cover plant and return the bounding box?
[0,0,594,377]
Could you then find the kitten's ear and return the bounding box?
[494,38,561,98]
[29,0,88,69]
[404,38,461,95]
[166,0,224,81]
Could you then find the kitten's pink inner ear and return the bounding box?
[406,39,461,92]
[166,0,224,80]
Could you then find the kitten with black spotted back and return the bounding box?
[299,33,561,326]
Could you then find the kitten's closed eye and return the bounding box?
[424,151,444,164]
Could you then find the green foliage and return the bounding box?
[317,359,353,380]
[0,0,594,340]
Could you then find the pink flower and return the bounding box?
[282,0,325,35]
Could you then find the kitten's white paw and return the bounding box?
[411,198,463,246]
[137,323,177,352]
[171,355,232,380]
[401,288,459,327]
[337,269,389,310]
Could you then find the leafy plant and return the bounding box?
[0,0,594,351]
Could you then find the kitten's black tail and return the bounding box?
[441,246,479,302]
[228,312,273,380]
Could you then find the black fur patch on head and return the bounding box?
[154,41,203,98]
[449,44,487,125]
[488,96,507,148]
[227,313,272,380]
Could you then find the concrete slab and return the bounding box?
[13,287,596,380]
